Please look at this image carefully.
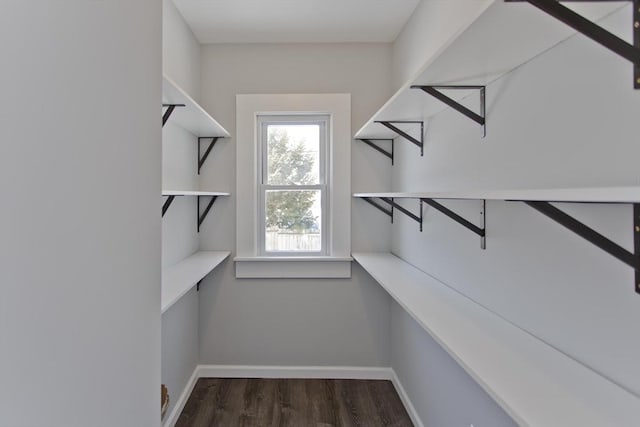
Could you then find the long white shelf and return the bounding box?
[353,252,640,426]
[355,0,625,139]
[354,186,640,203]
[163,74,230,138]
[161,251,230,313]
[162,190,230,197]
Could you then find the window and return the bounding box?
[258,115,329,255]
[235,94,351,278]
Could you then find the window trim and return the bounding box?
[235,94,352,278]
[257,114,330,256]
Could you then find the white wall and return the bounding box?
[391,0,492,91]
[388,4,640,424]
[0,2,161,426]
[163,0,201,100]
[161,0,203,419]
[197,43,394,367]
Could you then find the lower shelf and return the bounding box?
[352,252,640,426]
[162,251,230,313]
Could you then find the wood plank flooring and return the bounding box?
[175,378,413,427]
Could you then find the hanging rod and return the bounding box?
[162,103,186,127]
[356,138,394,164]
[411,85,486,137]
[505,0,640,89]
[525,201,640,293]
[198,137,220,174]
[422,199,487,249]
[375,121,424,156]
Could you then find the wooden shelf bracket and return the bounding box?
[411,85,486,137]
[356,138,395,164]
[375,121,424,156]
[506,0,640,89]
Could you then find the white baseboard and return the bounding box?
[197,364,393,380]
[391,369,425,427]
[162,365,424,427]
[162,368,199,427]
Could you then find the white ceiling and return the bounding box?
[172,0,421,44]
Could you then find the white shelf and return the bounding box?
[353,252,640,426]
[355,0,625,139]
[162,190,230,197]
[163,74,230,137]
[354,186,640,203]
[161,251,230,313]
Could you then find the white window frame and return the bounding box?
[257,114,330,256]
[235,94,352,278]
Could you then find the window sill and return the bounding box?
[234,256,352,278]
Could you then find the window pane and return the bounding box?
[267,124,320,185]
[265,190,321,252]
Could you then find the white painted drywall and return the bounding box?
[163,0,201,101]
[391,0,492,91]
[0,2,161,426]
[161,0,204,420]
[197,43,393,366]
[391,302,517,427]
[390,6,640,418]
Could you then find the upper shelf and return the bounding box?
[354,186,640,204]
[355,0,626,139]
[162,190,230,197]
[353,252,640,426]
[162,74,230,137]
[162,251,230,313]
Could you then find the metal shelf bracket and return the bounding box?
[506,0,640,89]
[356,138,395,164]
[361,197,423,231]
[422,199,487,249]
[162,195,176,217]
[375,121,424,156]
[162,103,186,127]
[198,137,220,174]
[411,85,486,137]
[525,201,640,293]
[198,195,219,232]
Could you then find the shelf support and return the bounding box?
[411,85,486,137]
[375,121,424,156]
[422,198,487,249]
[162,103,186,127]
[198,137,220,174]
[525,201,640,293]
[357,138,394,164]
[359,197,422,230]
[362,197,394,219]
[197,195,218,232]
[506,0,640,89]
[162,195,176,217]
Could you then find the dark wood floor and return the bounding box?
[176,378,414,427]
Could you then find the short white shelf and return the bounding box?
[353,252,640,426]
[162,190,230,197]
[163,74,230,137]
[161,251,230,313]
[355,0,625,139]
[354,186,640,203]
